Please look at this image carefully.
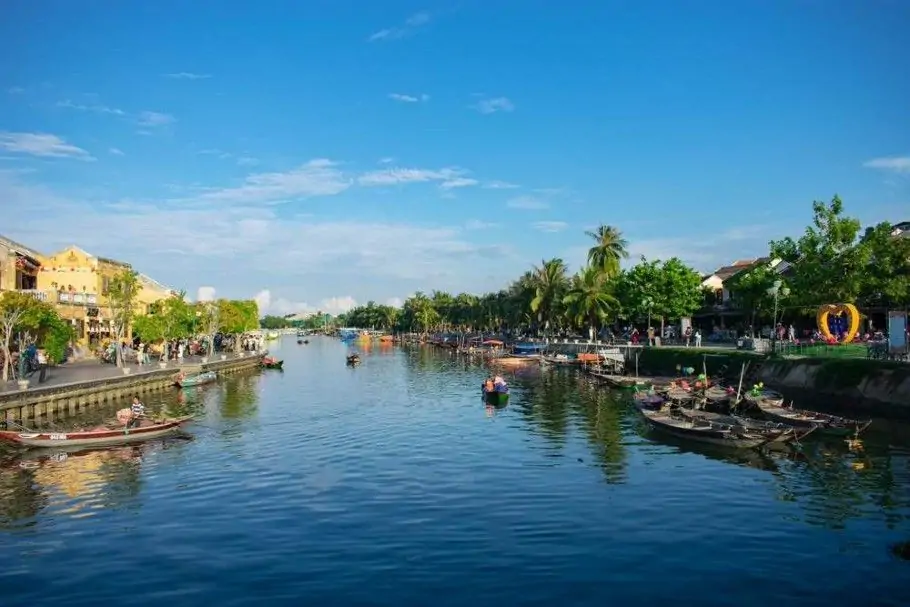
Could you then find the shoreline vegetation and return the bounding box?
[295,197,910,345]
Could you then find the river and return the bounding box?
[1,336,908,606]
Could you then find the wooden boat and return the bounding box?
[0,417,192,449]
[633,391,666,409]
[297,339,304,344]
[482,389,510,406]
[676,407,808,437]
[261,357,284,370]
[541,354,580,366]
[303,339,309,344]
[346,354,361,366]
[638,406,794,449]
[753,400,872,436]
[175,371,217,388]
[588,370,649,390]
[703,385,734,406]
[742,389,785,407]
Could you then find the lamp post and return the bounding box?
[767,279,790,350]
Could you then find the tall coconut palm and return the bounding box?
[529,258,569,336]
[563,265,619,341]
[585,224,629,278]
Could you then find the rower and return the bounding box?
[128,395,145,428]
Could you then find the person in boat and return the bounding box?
[483,378,495,393]
[128,396,145,428]
[492,376,507,392]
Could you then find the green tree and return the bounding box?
[563,265,619,340]
[725,262,787,332]
[857,222,910,308]
[616,257,702,334]
[219,299,260,351]
[530,258,569,336]
[399,292,439,336]
[769,195,866,307]
[1,292,73,379]
[259,315,290,329]
[585,224,629,277]
[107,269,142,368]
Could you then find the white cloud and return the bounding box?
[109,147,125,156]
[483,180,519,189]
[198,159,351,204]
[236,156,259,166]
[57,99,125,116]
[440,177,479,189]
[0,171,519,307]
[506,195,548,210]
[465,220,497,230]
[163,72,211,80]
[532,221,568,233]
[473,97,514,114]
[358,166,466,187]
[385,297,403,308]
[138,111,176,127]
[197,286,217,302]
[388,93,430,103]
[378,157,395,164]
[368,11,431,42]
[863,156,910,174]
[0,132,94,160]
[7,86,25,94]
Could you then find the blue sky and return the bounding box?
[1,0,907,315]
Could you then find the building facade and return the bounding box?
[0,235,43,295]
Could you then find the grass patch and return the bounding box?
[637,347,762,376]
[776,342,869,359]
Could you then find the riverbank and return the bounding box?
[635,346,910,417]
[0,352,265,425]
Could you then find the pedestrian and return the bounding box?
[36,348,48,383]
[694,329,702,348]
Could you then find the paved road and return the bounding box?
[0,352,256,394]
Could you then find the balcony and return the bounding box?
[19,289,50,302]
[57,291,99,306]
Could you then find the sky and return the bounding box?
[1,0,908,316]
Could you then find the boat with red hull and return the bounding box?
[0,417,192,449]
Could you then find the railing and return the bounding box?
[18,289,49,302]
[57,291,99,305]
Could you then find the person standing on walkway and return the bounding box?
[694,329,702,348]
[36,348,48,383]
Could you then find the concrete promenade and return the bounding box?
[0,352,257,395]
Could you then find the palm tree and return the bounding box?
[529,258,569,336]
[585,224,629,278]
[563,265,619,341]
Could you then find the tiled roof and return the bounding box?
[0,234,44,262]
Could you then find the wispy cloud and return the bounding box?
[863,156,910,174]
[198,148,233,159]
[532,221,568,233]
[138,111,176,127]
[0,132,94,160]
[236,156,259,167]
[473,97,514,114]
[57,99,125,116]
[163,72,212,80]
[358,166,474,188]
[197,159,351,205]
[466,220,498,230]
[506,195,548,210]
[368,11,431,42]
[7,86,25,95]
[483,180,519,189]
[378,157,395,164]
[388,93,430,103]
[109,147,125,156]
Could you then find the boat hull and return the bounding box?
[756,403,870,435]
[175,372,217,388]
[261,361,284,370]
[0,418,192,449]
[483,391,510,406]
[639,408,781,449]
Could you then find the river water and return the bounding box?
[1,337,908,606]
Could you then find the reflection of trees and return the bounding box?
[767,440,909,530]
[0,466,47,529]
[573,380,627,484]
[219,373,259,420]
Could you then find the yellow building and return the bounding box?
[36,246,173,346]
[0,234,43,295]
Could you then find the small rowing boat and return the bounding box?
[346,354,361,366]
[482,376,510,406]
[261,356,284,370]
[175,371,217,388]
[637,404,797,449]
[0,417,192,449]
[753,400,871,436]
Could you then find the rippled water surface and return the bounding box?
[2,337,909,606]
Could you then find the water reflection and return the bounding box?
[218,373,260,420]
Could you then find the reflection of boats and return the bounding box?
[261,356,284,370]
[0,417,192,449]
[346,354,361,366]
[637,405,801,449]
[175,371,217,388]
[751,400,872,436]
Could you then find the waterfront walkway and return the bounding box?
[0,353,256,394]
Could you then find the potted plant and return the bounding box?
[17,379,29,390]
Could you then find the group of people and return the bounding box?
[482,375,508,393]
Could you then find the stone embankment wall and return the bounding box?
[636,347,910,417]
[1,354,263,425]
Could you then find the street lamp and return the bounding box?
[767,279,790,349]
